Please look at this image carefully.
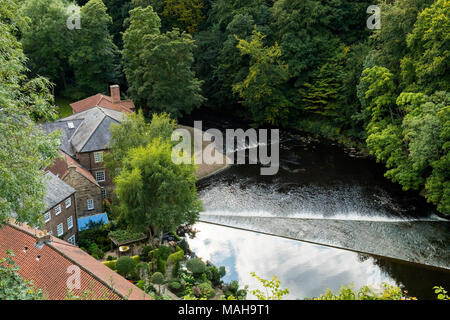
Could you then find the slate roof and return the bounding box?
[41,120,83,156]
[44,172,75,211]
[43,107,125,155]
[61,107,125,153]
[0,221,150,300]
[70,93,135,114]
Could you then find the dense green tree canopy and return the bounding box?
[0,0,60,226]
[69,0,120,94]
[115,139,202,239]
[123,6,205,117]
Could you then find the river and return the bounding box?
[180,112,450,300]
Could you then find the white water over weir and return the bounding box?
[199,213,450,270]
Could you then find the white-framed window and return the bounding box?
[101,188,107,199]
[44,212,51,223]
[57,223,64,237]
[95,171,105,182]
[67,235,76,245]
[87,199,94,210]
[55,204,62,216]
[48,230,53,236]
[67,216,73,230]
[65,197,72,208]
[94,151,104,163]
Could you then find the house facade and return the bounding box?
[43,172,78,244]
[49,152,103,217]
[43,106,127,216]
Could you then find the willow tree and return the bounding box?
[114,140,202,241]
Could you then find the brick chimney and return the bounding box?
[110,85,121,103]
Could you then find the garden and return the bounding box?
[76,221,247,300]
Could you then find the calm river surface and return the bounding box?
[181,112,450,300]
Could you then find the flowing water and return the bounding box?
[181,112,450,300]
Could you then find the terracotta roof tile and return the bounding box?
[70,94,134,114]
[0,222,150,300]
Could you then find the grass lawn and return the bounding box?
[54,96,73,119]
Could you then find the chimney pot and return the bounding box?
[110,85,121,103]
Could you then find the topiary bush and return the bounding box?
[167,249,184,265]
[186,258,206,276]
[151,272,165,295]
[198,282,215,299]
[131,255,140,264]
[116,256,135,278]
[102,260,117,270]
[168,279,183,293]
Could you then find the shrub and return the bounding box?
[88,243,104,260]
[131,255,140,264]
[102,260,117,270]
[151,272,165,295]
[140,246,154,262]
[151,272,164,285]
[206,266,224,287]
[172,260,181,278]
[178,239,189,253]
[107,255,115,261]
[155,245,171,261]
[167,249,184,265]
[219,266,226,278]
[136,280,146,291]
[186,258,206,275]
[136,262,149,280]
[157,258,166,275]
[197,282,215,299]
[116,256,135,278]
[168,279,183,293]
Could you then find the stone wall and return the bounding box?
[63,167,103,217]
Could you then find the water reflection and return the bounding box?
[188,223,403,300]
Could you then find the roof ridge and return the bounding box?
[5,222,123,300]
[75,107,107,152]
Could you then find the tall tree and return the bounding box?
[162,0,206,33]
[123,6,205,117]
[0,0,60,226]
[401,0,450,93]
[20,0,72,92]
[69,0,119,94]
[233,31,291,126]
[105,111,176,180]
[115,140,202,241]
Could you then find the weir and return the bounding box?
[199,214,450,271]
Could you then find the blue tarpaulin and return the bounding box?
[78,213,109,231]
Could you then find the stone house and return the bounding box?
[42,85,133,219]
[49,152,103,217]
[43,171,78,244]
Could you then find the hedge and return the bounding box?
[102,255,140,270]
[167,249,184,265]
[102,260,116,270]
